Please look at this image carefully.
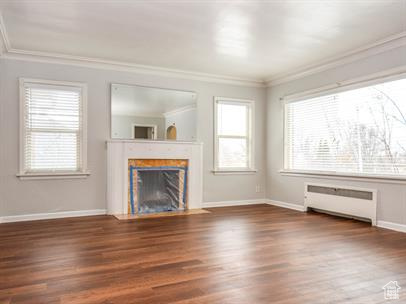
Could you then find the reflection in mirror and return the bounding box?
[111,84,197,141]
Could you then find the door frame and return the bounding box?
[131,124,158,140]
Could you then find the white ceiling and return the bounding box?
[0,1,405,82]
[111,84,196,116]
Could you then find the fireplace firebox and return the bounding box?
[128,159,188,215]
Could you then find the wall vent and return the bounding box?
[307,185,373,201]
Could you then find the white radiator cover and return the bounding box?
[304,183,377,225]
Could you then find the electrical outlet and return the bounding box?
[255,185,261,193]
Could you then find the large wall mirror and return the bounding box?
[111,84,197,141]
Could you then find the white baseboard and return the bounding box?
[2,205,405,234]
[202,198,306,211]
[266,199,406,234]
[0,209,107,223]
[203,199,267,208]
[377,220,406,233]
[266,199,306,212]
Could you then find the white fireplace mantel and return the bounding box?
[107,139,203,215]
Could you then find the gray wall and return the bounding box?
[112,115,165,139]
[0,58,266,217]
[165,108,197,141]
[266,45,406,225]
[2,45,403,222]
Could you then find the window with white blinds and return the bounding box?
[285,77,406,176]
[20,79,87,176]
[214,97,254,171]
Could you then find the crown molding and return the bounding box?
[0,12,11,56]
[1,8,405,89]
[266,31,406,87]
[163,104,196,118]
[0,11,263,87]
[2,48,265,87]
[280,65,406,103]
[0,35,4,56]
[112,111,164,118]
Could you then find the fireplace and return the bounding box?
[128,159,188,215]
[107,140,202,216]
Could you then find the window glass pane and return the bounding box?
[23,83,82,173]
[217,103,247,136]
[286,77,406,175]
[27,132,78,171]
[27,89,80,130]
[218,137,247,168]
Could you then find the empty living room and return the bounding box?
[1,1,406,303]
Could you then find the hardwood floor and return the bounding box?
[1,204,406,304]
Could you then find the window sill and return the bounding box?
[212,169,257,175]
[279,169,406,184]
[17,171,91,180]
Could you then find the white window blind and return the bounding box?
[285,77,406,176]
[214,98,254,170]
[21,80,86,174]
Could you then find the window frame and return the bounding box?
[18,78,89,180]
[282,69,406,182]
[213,96,256,174]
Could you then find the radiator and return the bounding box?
[304,183,377,225]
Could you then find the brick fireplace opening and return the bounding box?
[128,159,188,215]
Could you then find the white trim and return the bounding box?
[19,78,88,177]
[266,31,406,86]
[19,77,88,89]
[0,12,10,55]
[0,11,262,87]
[107,139,202,144]
[0,33,4,56]
[163,104,196,118]
[204,197,406,234]
[267,199,406,233]
[265,199,306,212]
[203,199,266,208]
[377,221,406,233]
[131,123,158,140]
[211,169,258,175]
[279,170,406,185]
[2,50,263,88]
[1,7,405,88]
[213,97,255,172]
[0,209,106,224]
[204,198,306,212]
[112,112,164,118]
[283,100,289,170]
[282,71,406,181]
[17,171,91,180]
[281,66,406,103]
[2,205,404,234]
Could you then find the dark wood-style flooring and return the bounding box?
[1,204,406,304]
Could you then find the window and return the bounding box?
[285,76,406,177]
[214,97,254,173]
[19,79,88,178]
